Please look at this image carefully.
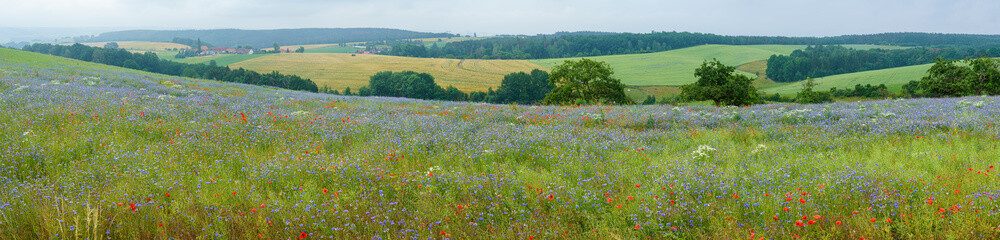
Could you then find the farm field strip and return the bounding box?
[230,53,546,92]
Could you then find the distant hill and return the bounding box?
[387,31,1000,59]
[77,28,458,48]
[761,63,934,95]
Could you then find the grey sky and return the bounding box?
[1,0,999,39]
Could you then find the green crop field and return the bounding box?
[229,53,546,92]
[529,45,807,86]
[761,63,933,95]
[3,47,1000,239]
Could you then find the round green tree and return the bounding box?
[542,59,630,105]
[680,59,761,106]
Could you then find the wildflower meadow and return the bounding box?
[1,49,999,239]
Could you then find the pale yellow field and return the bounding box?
[279,43,341,51]
[78,41,189,51]
[230,53,546,92]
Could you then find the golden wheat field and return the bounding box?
[229,53,547,92]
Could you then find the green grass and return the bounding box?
[529,45,807,86]
[3,47,1000,239]
[761,63,933,95]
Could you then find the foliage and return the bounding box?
[366,71,470,101]
[478,69,553,105]
[680,59,761,106]
[642,95,656,105]
[766,45,1000,83]
[171,37,212,49]
[795,78,834,104]
[919,57,1000,97]
[22,43,318,92]
[829,84,893,98]
[386,31,1000,59]
[103,42,119,49]
[542,59,630,105]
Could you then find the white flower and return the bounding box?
[691,145,717,158]
[22,130,33,136]
[751,144,767,154]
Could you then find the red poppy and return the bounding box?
[547,194,554,200]
[616,204,622,209]
[299,232,307,239]
[869,218,876,223]
[813,215,821,219]
[323,188,328,194]
[807,220,816,225]
[634,224,641,229]
[607,198,613,203]
[835,221,842,226]
[635,184,641,188]
[795,220,804,226]
[783,207,790,211]
[798,198,806,204]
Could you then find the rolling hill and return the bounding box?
[79,28,457,49]
[229,53,545,92]
[529,44,807,86]
[761,63,933,95]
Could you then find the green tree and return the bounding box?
[542,59,630,105]
[295,47,306,53]
[920,58,972,97]
[494,69,553,104]
[680,59,761,106]
[795,78,833,104]
[103,42,118,49]
[642,95,656,105]
[273,43,280,52]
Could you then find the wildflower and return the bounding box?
[870,218,876,223]
[547,194,554,200]
[299,232,307,239]
[835,221,842,226]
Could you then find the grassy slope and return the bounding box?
[3,47,1000,239]
[1,47,139,71]
[229,53,545,92]
[761,63,933,95]
[529,45,806,86]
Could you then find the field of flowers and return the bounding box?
[1,48,1000,239]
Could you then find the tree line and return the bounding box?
[383,32,1000,60]
[22,43,319,92]
[909,57,1000,97]
[766,45,1000,83]
[329,69,556,105]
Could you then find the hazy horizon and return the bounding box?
[2,0,999,42]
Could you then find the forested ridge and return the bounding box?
[386,32,1000,59]
[78,28,457,49]
[766,45,1000,82]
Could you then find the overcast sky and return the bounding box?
[2,0,999,39]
